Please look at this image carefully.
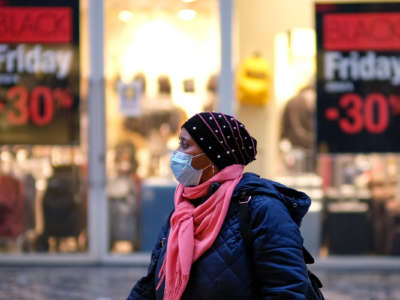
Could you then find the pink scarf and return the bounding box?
[156,164,244,300]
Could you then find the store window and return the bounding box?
[318,154,400,256]
[104,0,220,254]
[274,29,400,257]
[235,0,400,257]
[0,0,89,254]
[0,146,88,253]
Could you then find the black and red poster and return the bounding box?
[0,0,79,145]
[316,2,400,153]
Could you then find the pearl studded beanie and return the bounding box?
[182,112,257,170]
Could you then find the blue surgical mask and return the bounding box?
[170,151,211,186]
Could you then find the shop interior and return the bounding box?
[0,0,399,258]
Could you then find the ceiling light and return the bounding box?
[182,0,196,3]
[178,9,196,21]
[119,10,133,23]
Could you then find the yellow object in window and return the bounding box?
[236,53,271,106]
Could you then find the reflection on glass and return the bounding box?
[107,142,141,253]
[105,0,219,254]
[0,146,88,253]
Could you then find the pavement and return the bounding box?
[1,266,400,300]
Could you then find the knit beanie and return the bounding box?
[182,112,257,170]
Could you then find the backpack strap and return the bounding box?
[237,192,252,252]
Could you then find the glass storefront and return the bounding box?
[0,0,399,263]
[318,154,400,256]
[0,0,89,255]
[104,0,220,254]
[235,0,400,258]
[0,146,88,253]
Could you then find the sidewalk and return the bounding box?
[1,266,400,300]
[317,270,400,300]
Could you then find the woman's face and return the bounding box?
[177,127,210,170]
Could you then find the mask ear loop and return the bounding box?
[193,153,216,177]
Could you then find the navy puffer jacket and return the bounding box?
[128,172,311,299]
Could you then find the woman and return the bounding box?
[128,112,311,299]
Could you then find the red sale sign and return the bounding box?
[0,7,72,43]
[0,0,79,145]
[316,2,400,153]
[323,13,400,51]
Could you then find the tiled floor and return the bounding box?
[1,267,400,300]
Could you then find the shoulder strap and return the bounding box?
[237,193,252,252]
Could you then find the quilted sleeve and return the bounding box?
[127,222,169,300]
[249,196,308,299]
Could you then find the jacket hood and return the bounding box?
[233,172,311,226]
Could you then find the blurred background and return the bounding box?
[0,0,399,276]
